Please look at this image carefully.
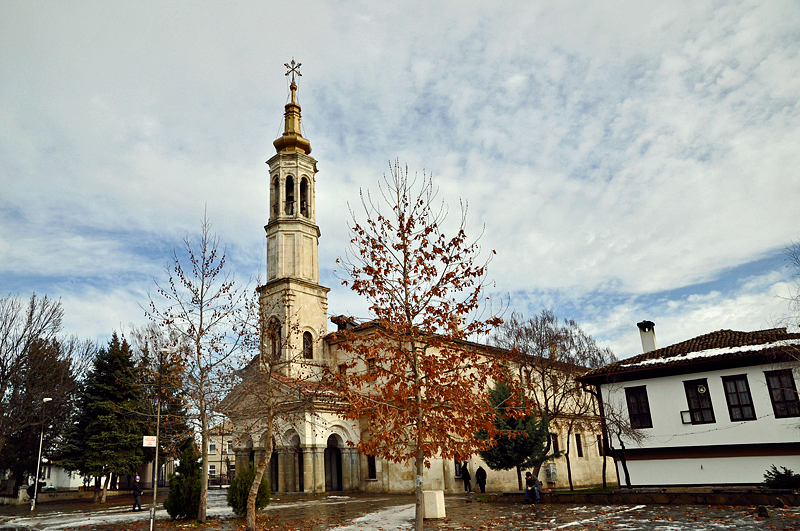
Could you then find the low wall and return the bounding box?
[495,488,800,507]
[0,489,139,506]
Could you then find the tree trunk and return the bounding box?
[92,476,100,503]
[414,346,424,531]
[600,433,607,490]
[516,465,523,491]
[616,434,631,488]
[198,403,208,522]
[565,432,574,491]
[101,474,110,503]
[245,457,269,531]
[246,427,273,531]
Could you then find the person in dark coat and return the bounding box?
[524,471,540,503]
[461,462,472,493]
[132,475,143,511]
[475,466,487,493]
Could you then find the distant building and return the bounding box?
[580,323,800,487]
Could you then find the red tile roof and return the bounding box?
[579,327,800,384]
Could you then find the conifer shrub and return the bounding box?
[163,443,202,519]
[226,467,270,516]
[763,465,800,489]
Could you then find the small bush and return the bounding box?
[763,465,800,489]
[227,467,270,516]
[163,443,202,519]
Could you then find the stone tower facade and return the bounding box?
[259,78,329,375]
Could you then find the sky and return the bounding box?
[2,0,799,359]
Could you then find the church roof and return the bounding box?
[579,327,800,385]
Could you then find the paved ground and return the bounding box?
[1,491,799,530]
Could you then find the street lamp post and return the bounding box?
[31,397,52,511]
[150,348,170,531]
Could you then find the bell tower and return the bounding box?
[259,60,329,371]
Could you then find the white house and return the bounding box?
[580,323,800,487]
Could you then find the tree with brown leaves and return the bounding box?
[328,162,509,531]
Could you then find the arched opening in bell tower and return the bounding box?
[271,177,279,217]
[300,177,309,217]
[285,176,295,215]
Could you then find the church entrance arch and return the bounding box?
[324,434,343,491]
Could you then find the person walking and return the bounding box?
[132,475,143,511]
[461,462,472,493]
[475,466,487,493]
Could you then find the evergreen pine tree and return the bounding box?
[164,441,202,519]
[479,382,549,490]
[55,333,146,502]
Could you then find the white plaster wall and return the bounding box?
[603,362,800,450]
[619,454,800,486]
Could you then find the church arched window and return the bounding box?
[271,177,279,217]
[303,331,313,359]
[285,176,295,215]
[300,178,309,217]
[268,318,281,359]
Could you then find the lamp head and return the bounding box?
[42,398,52,403]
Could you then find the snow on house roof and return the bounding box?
[579,327,800,383]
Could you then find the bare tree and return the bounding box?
[598,387,647,488]
[147,215,258,522]
[493,310,616,482]
[222,289,328,531]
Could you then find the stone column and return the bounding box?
[340,448,353,491]
[277,448,288,493]
[313,447,326,492]
[302,445,314,492]
[234,450,248,475]
[443,458,454,492]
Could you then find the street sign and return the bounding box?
[142,436,157,448]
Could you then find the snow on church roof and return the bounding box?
[579,327,800,383]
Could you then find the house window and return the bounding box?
[575,433,583,457]
[454,460,462,478]
[721,375,756,421]
[367,455,377,480]
[765,369,800,418]
[209,441,216,454]
[684,378,715,424]
[303,331,313,359]
[367,358,376,373]
[625,386,653,429]
[550,433,559,454]
[227,440,233,454]
[209,464,216,478]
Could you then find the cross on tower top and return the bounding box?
[284,59,302,84]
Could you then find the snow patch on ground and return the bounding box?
[326,503,414,531]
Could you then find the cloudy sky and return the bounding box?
[2,0,799,359]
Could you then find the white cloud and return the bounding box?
[1,0,798,351]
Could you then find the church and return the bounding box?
[222,68,614,494]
